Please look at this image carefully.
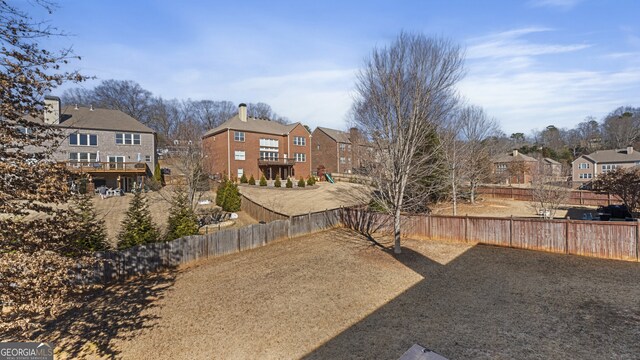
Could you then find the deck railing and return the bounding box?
[257,158,296,166]
[61,161,148,173]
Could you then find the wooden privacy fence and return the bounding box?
[240,194,289,222]
[399,214,640,262]
[477,186,622,206]
[92,208,343,284]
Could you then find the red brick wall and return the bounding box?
[203,125,311,180]
[311,128,338,173]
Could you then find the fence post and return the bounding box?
[288,216,292,239]
[509,215,513,247]
[565,219,570,254]
[636,219,639,262]
[308,211,312,234]
[464,214,469,242]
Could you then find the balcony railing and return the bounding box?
[257,158,296,166]
[61,161,148,173]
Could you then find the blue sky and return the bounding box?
[36,0,640,135]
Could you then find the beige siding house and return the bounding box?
[42,96,157,191]
[572,146,640,186]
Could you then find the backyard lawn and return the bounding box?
[48,228,640,359]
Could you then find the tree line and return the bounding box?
[62,80,291,145]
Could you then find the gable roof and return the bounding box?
[57,106,155,133]
[542,157,561,165]
[581,148,640,163]
[315,127,351,144]
[492,152,538,163]
[203,114,301,138]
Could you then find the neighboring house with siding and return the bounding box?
[311,127,367,175]
[202,104,311,180]
[491,150,539,185]
[571,146,640,186]
[37,96,157,192]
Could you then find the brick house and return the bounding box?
[202,104,311,180]
[311,127,367,174]
[572,146,640,186]
[41,96,157,191]
[492,150,539,184]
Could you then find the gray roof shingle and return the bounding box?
[581,148,640,163]
[203,114,301,137]
[316,127,351,144]
[57,106,155,133]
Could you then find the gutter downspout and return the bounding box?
[227,130,231,176]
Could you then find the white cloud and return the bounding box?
[528,0,583,10]
[467,27,590,59]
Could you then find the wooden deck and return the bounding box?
[61,161,148,174]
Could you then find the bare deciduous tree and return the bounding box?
[353,32,464,254]
[530,161,570,219]
[459,105,499,203]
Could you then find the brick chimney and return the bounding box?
[44,95,61,124]
[238,103,247,122]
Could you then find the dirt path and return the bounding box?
[239,181,371,216]
[90,229,640,359]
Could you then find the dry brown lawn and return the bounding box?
[93,188,257,247]
[431,198,598,219]
[49,229,640,359]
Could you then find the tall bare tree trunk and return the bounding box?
[394,207,402,254]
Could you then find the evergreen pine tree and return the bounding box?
[222,183,242,212]
[248,175,256,185]
[259,175,267,186]
[166,190,200,241]
[274,174,282,187]
[298,177,306,188]
[215,178,229,207]
[154,162,162,183]
[286,177,293,188]
[117,191,160,249]
[240,173,248,183]
[68,193,108,252]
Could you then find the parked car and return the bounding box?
[596,205,632,220]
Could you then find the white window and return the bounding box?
[145,155,151,162]
[259,138,279,148]
[602,164,618,173]
[294,153,306,162]
[234,131,245,142]
[293,136,306,146]
[237,168,244,178]
[116,133,141,145]
[340,156,346,164]
[260,151,278,161]
[69,133,98,146]
[579,173,593,179]
[234,150,246,160]
[578,163,589,169]
[68,152,97,163]
[340,143,347,150]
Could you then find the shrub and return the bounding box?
[215,179,229,207]
[222,183,242,212]
[117,191,160,249]
[259,175,267,186]
[248,175,256,185]
[154,162,162,183]
[166,190,199,241]
[68,193,108,251]
[298,177,306,188]
[307,176,315,186]
[274,174,282,187]
[286,177,293,188]
[240,173,248,184]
